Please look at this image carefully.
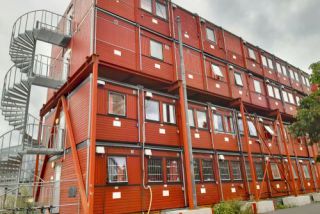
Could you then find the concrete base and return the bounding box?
[161,208,212,214]
[311,192,320,202]
[256,200,275,213]
[282,195,311,207]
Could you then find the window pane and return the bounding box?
[301,76,306,85]
[267,58,274,69]
[202,160,214,181]
[302,165,310,179]
[234,73,243,86]
[187,109,195,127]
[145,100,160,121]
[219,161,230,180]
[238,119,244,133]
[155,2,167,20]
[148,158,163,182]
[292,165,298,179]
[289,70,295,80]
[166,159,180,182]
[294,72,300,82]
[288,93,295,104]
[262,56,268,67]
[274,87,281,100]
[296,96,300,106]
[248,48,256,60]
[150,40,163,60]
[197,111,208,129]
[141,0,152,12]
[282,65,287,76]
[163,103,176,124]
[108,157,128,183]
[245,161,252,181]
[306,78,310,86]
[212,64,223,77]
[224,116,234,133]
[255,162,264,180]
[231,161,242,180]
[194,159,200,181]
[248,121,257,137]
[206,28,216,43]
[276,63,282,74]
[282,91,289,102]
[267,85,274,97]
[271,163,281,179]
[253,80,262,93]
[109,92,126,116]
[213,114,224,132]
[264,125,275,136]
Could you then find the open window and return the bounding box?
[109,92,126,116]
[206,27,216,43]
[211,64,223,79]
[234,72,243,87]
[270,163,281,180]
[264,124,275,140]
[108,157,128,183]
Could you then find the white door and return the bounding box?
[52,165,61,213]
[62,49,71,81]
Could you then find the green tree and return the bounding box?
[290,61,320,144]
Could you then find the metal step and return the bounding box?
[2,96,27,105]
[18,33,35,45]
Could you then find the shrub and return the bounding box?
[213,200,253,214]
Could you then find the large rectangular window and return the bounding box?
[248,48,256,60]
[219,161,230,181]
[291,165,298,179]
[150,40,163,60]
[302,165,311,179]
[253,80,262,94]
[212,64,223,77]
[224,116,234,133]
[202,160,214,181]
[155,1,167,20]
[141,0,152,12]
[267,85,274,97]
[231,161,242,180]
[262,56,268,67]
[188,109,195,127]
[282,91,289,103]
[288,93,295,104]
[289,69,295,80]
[206,28,216,43]
[267,58,274,69]
[294,72,300,82]
[194,159,201,181]
[234,72,243,87]
[197,111,208,129]
[255,162,264,180]
[166,159,180,182]
[271,163,281,180]
[248,121,257,137]
[108,157,128,183]
[238,119,244,133]
[274,87,281,100]
[282,65,287,76]
[145,99,160,121]
[213,114,224,132]
[148,158,163,182]
[109,92,126,116]
[276,63,282,74]
[163,103,176,124]
[305,78,310,87]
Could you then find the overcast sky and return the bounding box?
[0,0,319,132]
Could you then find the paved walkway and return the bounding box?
[269,203,320,214]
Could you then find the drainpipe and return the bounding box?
[176,16,197,208]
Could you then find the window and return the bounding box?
[145,100,160,121]
[166,159,180,182]
[231,161,242,180]
[271,163,281,179]
[294,72,300,82]
[245,161,252,181]
[291,165,298,179]
[305,78,310,87]
[288,93,295,104]
[109,92,126,116]
[197,111,208,129]
[202,160,214,181]
[155,2,167,20]
[282,91,289,103]
[224,116,234,133]
[253,80,262,93]
[194,159,200,181]
[234,72,243,86]
[267,58,274,69]
[248,48,256,60]
[150,40,163,60]
[148,158,163,182]
[141,0,152,12]
[219,161,230,180]
[276,63,282,74]
[264,125,275,136]
[255,162,264,180]
[274,87,281,100]
[213,114,224,132]
[238,119,244,133]
[211,64,223,77]
[248,121,257,137]
[295,96,301,106]
[163,103,176,124]
[267,85,274,97]
[188,109,195,127]
[302,165,311,179]
[289,69,295,80]
[206,28,216,43]
[282,65,287,76]
[108,157,128,183]
[262,56,268,67]
[301,76,306,85]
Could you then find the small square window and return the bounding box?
[219,161,230,181]
[141,0,152,13]
[248,48,256,60]
[262,56,268,67]
[188,109,195,127]
[148,158,163,182]
[155,2,167,20]
[213,114,224,132]
[267,58,274,69]
[231,161,242,180]
[202,160,214,181]
[253,80,262,94]
[150,40,163,60]
[163,103,176,124]
[206,28,216,43]
[271,163,281,180]
[211,64,223,78]
[108,157,128,183]
[234,72,243,87]
[166,159,180,182]
[196,111,208,129]
[145,99,160,121]
[109,92,126,116]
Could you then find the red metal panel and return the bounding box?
[243,44,263,76]
[289,67,303,92]
[229,69,251,103]
[241,137,261,154]
[205,58,230,98]
[275,60,291,87]
[299,161,316,193]
[267,160,290,197]
[96,11,137,71]
[172,6,200,49]
[261,52,278,82]
[97,0,135,21]
[294,138,309,157]
[248,76,268,109]
[268,97,284,113]
[224,31,244,67]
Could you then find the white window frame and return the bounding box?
[267,85,274,97]
[294,72,300,82]
[274,87,281,100]
[264,125,275,136]
[248,48,256,60]
[253,79,262,94]
[281,65,287,76]
[288,93,295,104]
[211,64,223,78]
[262,56,268,67]
[163,103,176,124]
[206,27,216,43]
[141,0,152,13]
[155,1,167,20]
[234,72,243,87]
[150,40,163,60]
[267,58,274,69]
[276,63,282,74]
[282,91,289,103]
[108,156,128,183]
[271,163,281,180]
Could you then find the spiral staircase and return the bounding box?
[0,10,72,196]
